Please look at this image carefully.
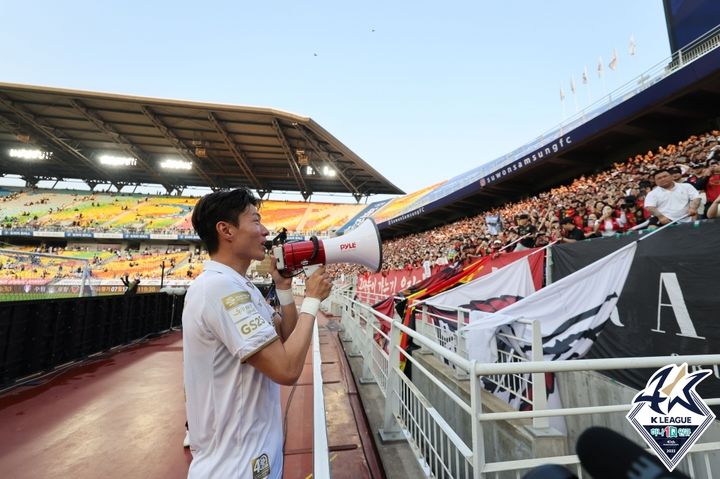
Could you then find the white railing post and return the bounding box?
[311,320,331,479]
[454,310,469,380]
[347,307,362,357]
[418,305,433,355]
[379,320,405,442]
[530,320,549,429]
[470,360,486,479]
[359,308,377,384]
[339,296,353,343]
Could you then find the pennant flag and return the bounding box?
[629,34,636,56]
[582,66,589,84]
[570,76,577,94]
[597,56,604,78]
[609,48,618,71]
[463,242,637,365]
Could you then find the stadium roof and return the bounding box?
[0,82,403,200]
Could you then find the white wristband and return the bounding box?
[300,297,321,317]
[276,288,295,306]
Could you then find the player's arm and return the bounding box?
[247,267,332,385]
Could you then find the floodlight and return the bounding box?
[323,166,336,177]
[9,148,50,160]
[160,159,192,170]
[99,154,137,167]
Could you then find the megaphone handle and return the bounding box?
[303,264,322,277]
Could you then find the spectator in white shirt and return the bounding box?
[644,169,700,224]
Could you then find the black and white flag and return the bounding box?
[464,242,637,364]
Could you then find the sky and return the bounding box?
[0,1,672,202]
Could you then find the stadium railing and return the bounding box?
[312,318,331,479]
[333,289,720,478]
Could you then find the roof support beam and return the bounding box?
[70,99,172,192]
[207,112,266,193]
[292,124,363,202]
[271,119,311,200]
[0,95,106,178]
[140,106,218,189]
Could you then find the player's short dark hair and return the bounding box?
[191,188,260,254]
[653,168,671,178]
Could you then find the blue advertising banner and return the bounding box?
[123,233,151,240]
[337,199,391,234]
[1,229,33,237]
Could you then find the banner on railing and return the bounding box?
[422,251,543,362]
[464,242,636,363]
[550,221,720,410]
[394,248,545,372]
[357,267,427,302]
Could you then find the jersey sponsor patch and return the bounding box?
[251,453,271,479]
[222,291,251,309]
[235,314,267,339]
[228,301,258,320]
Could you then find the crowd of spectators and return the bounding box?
[3,130,720,283]
[329,129,720,278]
[0,244,210,281]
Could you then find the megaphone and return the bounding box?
[270,219,382,277]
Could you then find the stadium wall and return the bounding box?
[0,293,184,388]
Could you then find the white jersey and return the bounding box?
[644,182,699,222]
[183,260,283,479]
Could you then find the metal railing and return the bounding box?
[414,304,549,429]
[312,319,331,479]
[335,289,720,478]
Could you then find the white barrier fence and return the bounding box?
[312,319,331,479]
[335,289,720,478]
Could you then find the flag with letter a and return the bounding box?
[463,242,637,364]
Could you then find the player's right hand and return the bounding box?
[304,266,332,301]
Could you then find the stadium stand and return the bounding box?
[1,191,363,236]
[2,130,718,286]
[331,129,720,276]
[3,128,719,286]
